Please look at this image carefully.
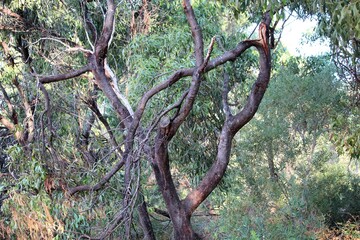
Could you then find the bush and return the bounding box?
[208,179,324,240]
[307,165,360,226]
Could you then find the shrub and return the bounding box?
[307,165,360,226]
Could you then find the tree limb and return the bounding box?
[13,77,34,143]
[83,93,123,158]
[94,0,116,60]
[104,61,134,117]
[182,0,204,67]
[222,71,231,117]
[0,82,17,124]
[39,65,92,84]
[67,156,125,196]
[134,38,256,124]
[170,36,216,135]
[182,14,272,215]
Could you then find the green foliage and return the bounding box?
[331,109,360,161]
[216,0,288,21]
[219,0,360,60]
[209,54,354,239]
[209,179,324,239]
[1,0,359,239]
[0,144,132,239]
[308,165,360,225]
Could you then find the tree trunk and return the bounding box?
[172,215,200,240]
[266,142,277,180]
[138,200,156,240]
[152,129,200,239]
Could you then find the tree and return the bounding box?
[209,55,352,239]
[293,0,360,105]
[1,0,358,239]
[0,0,273,238]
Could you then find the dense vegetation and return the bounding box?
[0,0,359,239]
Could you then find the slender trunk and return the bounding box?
[266,142,276,180]
[78,112,96,165]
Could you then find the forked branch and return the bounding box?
[182,15,272,215]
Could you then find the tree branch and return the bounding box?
[182,0,204,67]
[38,82,53,153]
[80,0,97,50]
[0,115,15,131]
[133,39,257,139]
[13,77,35,143]
[39,65,91,84]
[182,14,272,215]
[222,71,231,117]
[70,38,261,197]
[88,0,133,129]
[0,83,17,124]
[170,37,216,135]
[83,93,123,158]
[67,156,125,196]
[94,0,116,60]
[105,61,134,117]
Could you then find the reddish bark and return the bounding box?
[25,1,273,238]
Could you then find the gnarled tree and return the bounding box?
[0,0,277,239]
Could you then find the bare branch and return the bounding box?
[31,37,92,54]
[199,37,216,72]
[274,11,293,49]
[230,44,271,129]
[138,200,156,240]
[247,22,260,39]
[90,60,133,128]
[39,65,91,84]
[183,0,204,66]
[87,1,133,129]
[0,114,23,142]
[38,82,51,153]
[134,69,191,127]
[75,39,262,199]
[83,93,123,158]
[148,90,189,135]
[80,0,97,50]
[0,115,15,131]
[170,37,216,134]
[133,39,257,135]
[154,208,170,218]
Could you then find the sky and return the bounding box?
[280,17,330,56]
